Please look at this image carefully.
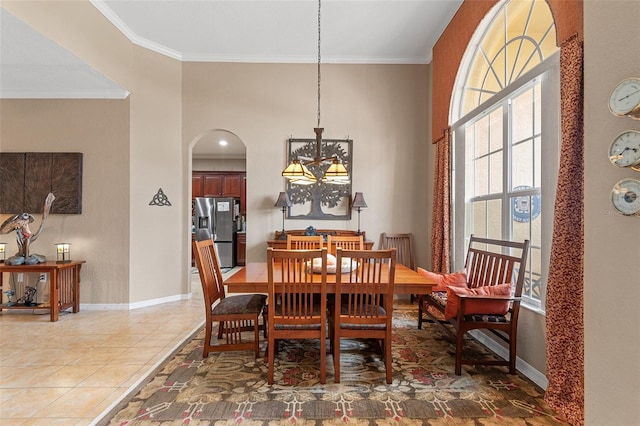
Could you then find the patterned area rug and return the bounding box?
[98,305,568,425]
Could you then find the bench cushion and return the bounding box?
[417,268,467,292]
[444,283,512,320]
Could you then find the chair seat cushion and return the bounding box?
[273,304,324,330]
[423,291,447,308]
[212,294,267,316]
[417,268,467,292]
[337,304,387,330]
[274,323,323,330]
[444,283,512,320]
[463,313,509,323]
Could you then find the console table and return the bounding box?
[268,229,374,250]
[0,261,85,322]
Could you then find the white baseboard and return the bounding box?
[81,292,193,311]
[470,330,548,389]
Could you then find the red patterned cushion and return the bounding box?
[417,267,467,292]
[444,283,512,320]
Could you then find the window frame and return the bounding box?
[451,52,560,312]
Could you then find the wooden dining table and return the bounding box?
[224,262,436,295]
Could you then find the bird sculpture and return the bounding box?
[0,192,56,265]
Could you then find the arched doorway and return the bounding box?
[190,129,247,273]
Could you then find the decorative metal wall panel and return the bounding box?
[286,138,352,220]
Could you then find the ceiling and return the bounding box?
[0,0,463,157]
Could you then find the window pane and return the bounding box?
[512,88,534,143]
[472,201,487,238]
[487,199,502,240]
[475,115,489,157]
[512,140,533,188]
[489,152,503,194]
[489,109,503,152]
[475,156,489,197]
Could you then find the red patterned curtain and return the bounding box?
[544,33,584,426]
[430,128,451,273]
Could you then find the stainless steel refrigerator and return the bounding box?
[194,197,240,268]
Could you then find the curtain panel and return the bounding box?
[544,33,585,426]
[430,128,451,273]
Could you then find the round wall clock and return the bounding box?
[609,77,640,119]
[611,177,640,216]
[608,129,640,169]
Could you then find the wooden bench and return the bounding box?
[418,235,530,375]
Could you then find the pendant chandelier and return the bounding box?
[281,0,350,185]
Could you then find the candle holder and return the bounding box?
[54,243,71,263]
[0,242,6,263]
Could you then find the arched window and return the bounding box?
[451,0,559,310]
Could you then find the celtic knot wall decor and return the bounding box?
[149,188,172,206]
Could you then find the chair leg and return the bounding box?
[268,338,275,384]
[455,331,465,375]
[417,299,423,330]
[203,322,212,358]
[334,334,341,383]
[508,334,517,374]
[384,336,393,384]
[253,319,260,358]
[319,334,326,384]
[262,308,268,338]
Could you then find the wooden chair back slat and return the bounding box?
[286,235,324,250]
[327,235,364,255]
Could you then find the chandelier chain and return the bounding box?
[317,0,321,128]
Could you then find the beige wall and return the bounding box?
[3,0,185,305]
[584,1,640,424]
[0,99,131,304]
[192,159,246,172]
[182,62,431,267]
[127,46,183,304]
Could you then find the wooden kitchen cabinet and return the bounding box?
[192,175,204,198]
[193,172,245,199]
[203,174,224,197]
[223,174,242,198]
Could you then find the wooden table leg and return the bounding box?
[50,268,58,322]
[73,264,81,313]
[0,271,4,314]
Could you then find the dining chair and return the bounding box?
[193,239,267,358]
[330,247,396,384]
[286,234,325,250]
[381,232,416,301]
[266,247,328,384]
[326,235,364,255]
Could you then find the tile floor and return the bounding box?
[0,272,210,425]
